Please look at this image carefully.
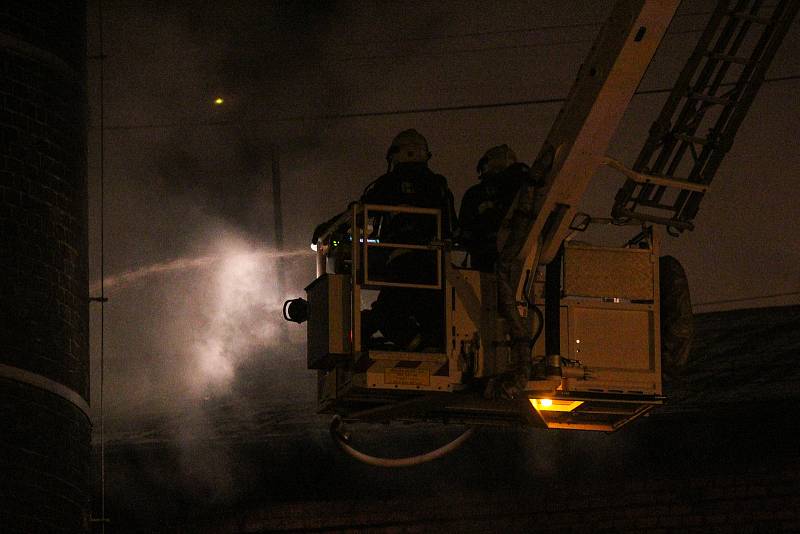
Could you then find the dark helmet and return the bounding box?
[476,144,517,177]
[386,129,431,168]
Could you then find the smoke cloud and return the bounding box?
[97,228,309,415]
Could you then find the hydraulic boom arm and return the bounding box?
[501,0,680,304]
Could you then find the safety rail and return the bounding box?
[312,203,443,289]
[358,203,442,290]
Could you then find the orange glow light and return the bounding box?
[529,398,583,412]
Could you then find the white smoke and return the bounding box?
[94,227,311,422]
[187,233,295,394]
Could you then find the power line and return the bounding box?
[354,8,712,49]
[333,12,796,63]
[334,5,780,48]
[341,20,606,47]
[100,74,800,132]
[86,1,110,531]
[694,290,800,308]
[86,5,789,64]
[84,8,718,60]
[337,37,596,63]
[334,27,707,63]
[86,5,774,69]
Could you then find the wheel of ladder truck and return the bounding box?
[659,255,694,379]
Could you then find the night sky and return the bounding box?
[82,0,800,506]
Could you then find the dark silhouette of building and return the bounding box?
[0,2,90,532]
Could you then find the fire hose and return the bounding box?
[330,415,474,468]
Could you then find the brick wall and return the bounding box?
[0,2,88,397]
[0,1,90,533]
[0,379,91,533]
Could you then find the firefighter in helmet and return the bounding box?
[361,129,456,239]
[458,144,529,271]
[360,129,457,351]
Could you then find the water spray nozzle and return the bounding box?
[283,298,308,324]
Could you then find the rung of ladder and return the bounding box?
[602,156,709,193]
[633,174,709,193]
[674,133,710,146]
[689,92,732,105]
[706,52,752,64]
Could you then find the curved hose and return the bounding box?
[330,416,474,468]
[529,303,544,347]
[493,145,554,394]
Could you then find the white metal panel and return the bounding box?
[563,244,654,300]
[568,305,653,370]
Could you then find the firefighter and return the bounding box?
[458,144,529,272]
[361,129,456,239]
[360,129,457,351]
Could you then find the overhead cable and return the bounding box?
[694,290,800,308]
[99,74,800,132]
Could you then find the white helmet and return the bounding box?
[386,129,431,168]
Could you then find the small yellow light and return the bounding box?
[529,398,583,412]
[214,97,224,105]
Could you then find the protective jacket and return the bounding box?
[361,162,457,241]
[360,162,456,351]
[458,162,530,271]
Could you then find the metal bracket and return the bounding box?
[603,156,709,193]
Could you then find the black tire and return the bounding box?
[659,255,694,378]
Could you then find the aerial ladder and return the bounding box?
[611,0,799,233]
[283,0,798,462]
